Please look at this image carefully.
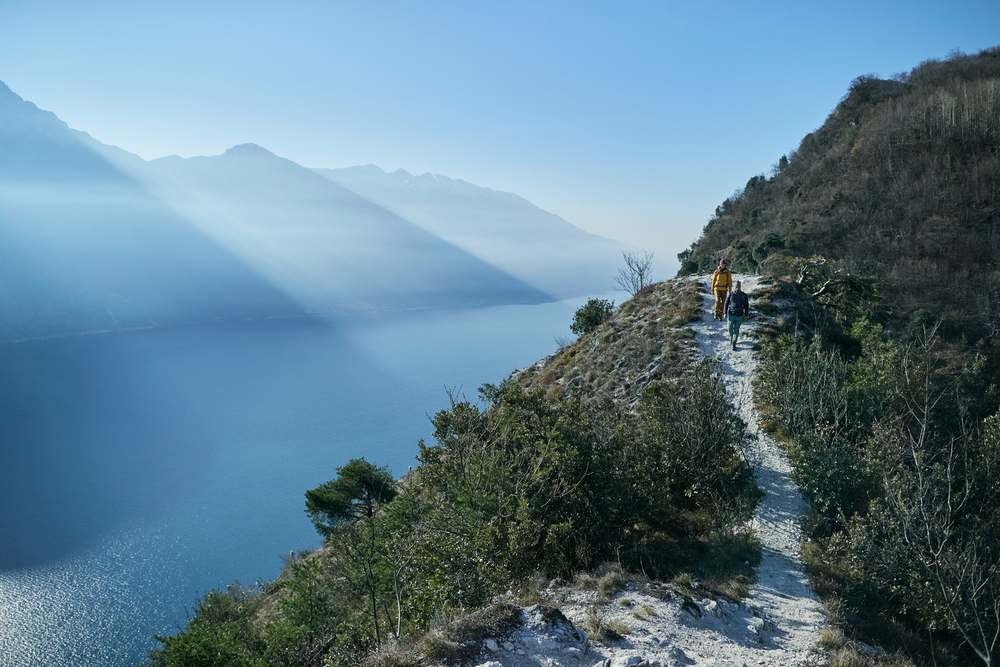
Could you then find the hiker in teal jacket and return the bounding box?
[724,280,750,350]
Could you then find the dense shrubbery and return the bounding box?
[754,318,1000,665]
[680,49,1000,662]
[637,359,757,533]
[144,353,759,667]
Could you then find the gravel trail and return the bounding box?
[687,273,827,665]
[475,274,827,667]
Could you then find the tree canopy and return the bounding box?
[305,458,398,537]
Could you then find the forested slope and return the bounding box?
[682,47,1000,666]
[680,47,1000,343]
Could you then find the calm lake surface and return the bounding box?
[0,295,604,667]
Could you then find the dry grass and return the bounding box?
[514,278,702,406]
[632,604,657,621]
[824,646,917,667]
[572,564,630,602]
[573,571,599,591]
[582,605,631,645]
[419,631,464,663]
[672,572,694,590]
[359,639,422,667]
[355,603,523,667]
[597,570,628,601]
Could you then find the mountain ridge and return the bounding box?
[678,46,1000,343]
[315,163,629,299]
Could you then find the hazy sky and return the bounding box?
[1,1,997,274]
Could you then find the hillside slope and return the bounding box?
[478,275,827,667]
[679,46,1000,342]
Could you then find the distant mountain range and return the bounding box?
[314,166,628,299]
[0,81,626,342]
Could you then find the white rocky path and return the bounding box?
[689,273,827,664]
[474,274,826,667]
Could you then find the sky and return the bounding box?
[1,0,997,276]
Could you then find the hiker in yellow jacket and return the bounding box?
[711,259,732,320]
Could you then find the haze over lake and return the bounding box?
[0,296,611,666]
[0,80,629,666]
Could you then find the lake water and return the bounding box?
[0,295,605,667]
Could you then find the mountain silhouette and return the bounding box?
[316,164,628,299]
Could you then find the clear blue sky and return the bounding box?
[1,0,997,272]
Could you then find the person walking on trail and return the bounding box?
[711,259,733,320]
[725,280,750,350]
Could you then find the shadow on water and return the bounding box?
[0,316,349,569]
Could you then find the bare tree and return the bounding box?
[615,250,654,296]
[883,329,1000,666]
[889,437,1000,667]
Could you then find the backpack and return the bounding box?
[727,291,749,317]
[713,268,731,291]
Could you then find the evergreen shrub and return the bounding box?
[570,298,615,336]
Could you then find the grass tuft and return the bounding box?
[582,606,631,645]
[632,604,657,621]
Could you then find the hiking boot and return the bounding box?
[732,339,737,350]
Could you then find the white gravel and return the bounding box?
[473,275,828,667]
[683,273,828,665]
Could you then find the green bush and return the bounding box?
[570,298,614,336]
[143,588,264,667]
[638,358,757,526]
[418,386,634,580]
[785,432,869,519]
[755,321,1000,664]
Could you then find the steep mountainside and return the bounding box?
[139,145,551,312]
[0,82,555,341]
[0,81,303,341]
[315,165,629,299]
[679,47,1000,342]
